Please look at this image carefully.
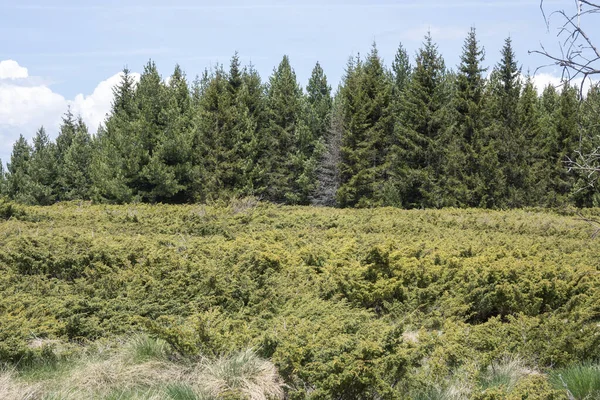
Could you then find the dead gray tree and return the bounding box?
[311,100,343,207]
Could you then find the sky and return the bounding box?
[0,0,597,164]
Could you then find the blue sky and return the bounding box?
[0,0,595,164]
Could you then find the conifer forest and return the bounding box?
[2,31,599,209]
[2,26,600,400]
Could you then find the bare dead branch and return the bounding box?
[576,211,600,238]
[536,0,600,96]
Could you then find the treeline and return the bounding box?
[1,29,599,208]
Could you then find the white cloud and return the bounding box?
[0,61,139,163]
[531,72,597,95]
[70,72,140,131]
[0,60,29,80]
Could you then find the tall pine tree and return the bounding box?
[264,55,309,203]
[6,135,33,204]
[29,127,58,205]
[61,118,93,200]
[91,69,137,203]
[441,27,486,207]
[391,33,446,208]
[338,45,394,207]
[487,37,525,207]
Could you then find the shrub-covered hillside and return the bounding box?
[1,199,600,398]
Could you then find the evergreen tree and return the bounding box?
[390,43,412,130]
[228,52,243,96]
[545,84,580,205]
[29,127,58,205]
[313,91,343,206]
[195,65,235,201]
[391,43,411,97]
[485,36,524,207]
[337,45,394,207]
[136,60,170,201]
[142,64,193,202]
[574,84,600,206]
[55,109,77,164]
[263,55,309,203]
[219,56,251,197]
[90,69,138,203]
[61,118,93,200]
[0,160,5,196]
[6,135,33,204]
[517,76,546,205]
[231,63,268,197]
[111,67,137,117]
[306,62,333,146]
[441,28,486,207]
[391,33,446,208]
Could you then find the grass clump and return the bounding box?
[163,383,203,400]
[199,349,284,400]
[549,362,600,399]
[1,336,283,400]
[124,334,173,363]
[478,357,532,393]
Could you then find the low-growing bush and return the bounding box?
[1,203,599,398]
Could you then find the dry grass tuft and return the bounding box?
[1,337,284,400]
[197,349,284,400]
[480,356,534,392]
[0,370,40,400]
[66,356,184,393]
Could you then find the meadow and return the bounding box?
[1,198,600,399]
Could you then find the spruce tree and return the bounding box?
[55,109,76,163]
[485,36,524,207]
[142,64,193,203]
[54,109,79,200]
[313,90,343,206]
[29,127,58,205]
[391,33,446,208]
[111,67,137,117]
[306,62,333,146]
[574,84,600,206]
[264,55,309,203]
[517,76,545,205]
[338,45,394,207]
[136,60,170,200]
[6,135,33,203]
[228,52,243,96]
[90,69,137,203]
[546,84,579,205]
[195,65,235,201]
[61,118,93,200]
[232,63,268,197]
[441,28,486,207]
[0,160,5,196]
[391,43,411,97]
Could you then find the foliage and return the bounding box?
[1,203,600,398]
[5,32,597,208]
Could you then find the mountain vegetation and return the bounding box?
[1,200,600,398]
[2,30,598,208]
